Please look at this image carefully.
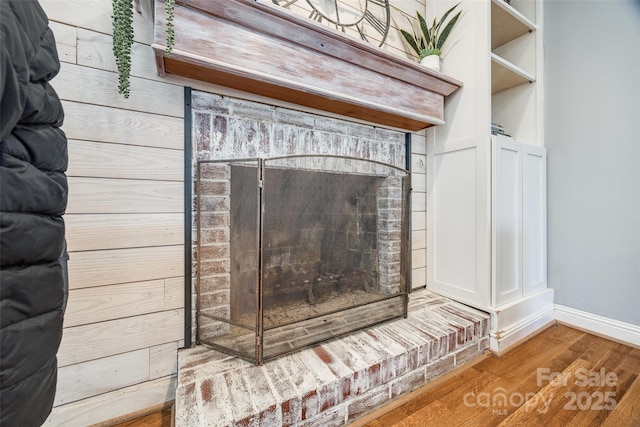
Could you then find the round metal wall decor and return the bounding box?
[271,0,391,47]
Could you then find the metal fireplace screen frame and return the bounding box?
[196,155,410,364]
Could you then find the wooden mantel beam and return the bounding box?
[152,0,461,131]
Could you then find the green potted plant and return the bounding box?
[400,3,461,72]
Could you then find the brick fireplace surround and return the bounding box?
[175,290,489,426]
[180,92,489,425]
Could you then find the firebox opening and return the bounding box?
[196,155,409,364]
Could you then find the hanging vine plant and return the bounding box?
[112,0,175,98]
[164,0,175,56]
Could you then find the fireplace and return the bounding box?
[196,155,410,364]
[191,90,412,364]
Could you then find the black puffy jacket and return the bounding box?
[0,0,68,425]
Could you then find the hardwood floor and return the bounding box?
[112,408,172,427]
[356,324,640,427]
[114,324,639,427]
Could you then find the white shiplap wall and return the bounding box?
[41,0,428,424]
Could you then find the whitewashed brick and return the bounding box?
[176,289,490,426]
[263,361,302,425]
[299,404,348,427]
[346,385,390,422]
[389,366,427,398]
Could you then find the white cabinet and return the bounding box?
[426,0,553,354]
[492,135,547,307]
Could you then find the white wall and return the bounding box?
[544,0,640,326]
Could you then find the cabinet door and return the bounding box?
[492,136,523,306]
[427,136,491,308]
[522,144,547,295]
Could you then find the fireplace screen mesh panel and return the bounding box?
[196,155,409,364]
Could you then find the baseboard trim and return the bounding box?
[555,305,640,348]
[488,289,555,355]
[490,305,555,356]
[89,401,173,427]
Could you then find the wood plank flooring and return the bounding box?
[357,324,640,427]
[111,408,172,427]
[114,324,640,427]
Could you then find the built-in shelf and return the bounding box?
[491,0,536,49]
[491,53,534,94]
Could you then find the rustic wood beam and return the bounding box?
[153,0,462,131]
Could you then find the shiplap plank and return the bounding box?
[412,192,426,212]
[64,279,167,327]
[78,28,159,80]
[68,246,184,289]
[55,349,149,406]
[41,0,153,45]
[412,230,426,250]
[412,248,427,269]
[52,63,183,117]
[412,172,426,193]
[65,213,183,252]
[67,177,183,214]
[44,376,176,427]
[411,153,427,174]
[149,342,179,380]
[49,21,76,64]
[58,309,183,367]
[62,101,183,149]
[411,134,427,155]
[412,266,426,289]
[164,277,185,310]
[67,140,183,181]
[412,211,426,231]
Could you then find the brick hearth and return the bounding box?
[174,289,490,426]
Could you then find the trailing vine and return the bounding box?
[112,0,134,98]
[112,0,176,98]
[164,0,175,57]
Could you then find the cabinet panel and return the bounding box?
[428,137,491,307]
[492,137,523,306]
[434,147,477,290]
[491,136,547,307]
[523,145,547,294]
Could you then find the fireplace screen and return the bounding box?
[196,155,410,364]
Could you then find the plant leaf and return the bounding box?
[435,3,460,34]
[417,12,431,50]
[400,29,421,55]
[436,10,461,50]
